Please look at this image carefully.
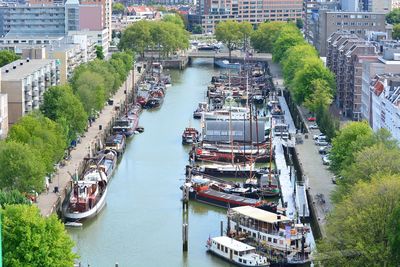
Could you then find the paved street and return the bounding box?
[36,68,140,217]
[268,59,335,237]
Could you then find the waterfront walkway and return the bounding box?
[36,68,140,217]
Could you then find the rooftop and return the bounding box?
[231,206,290,224]
[211,236,255,252]
[1,59,55,81]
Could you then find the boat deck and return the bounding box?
[295,183,310,218]
[200,189,260,205]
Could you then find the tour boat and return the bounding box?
[227,206,312,264]
[214,60,241,69]
[202,107,249,121]
[182,127,200,145]
[206,236,269,267]
[63,150,117,221]
[105,134,126,155]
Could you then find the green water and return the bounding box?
[68,59,234,267]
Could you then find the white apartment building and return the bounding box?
[0,93,8,139]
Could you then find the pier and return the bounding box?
[36,67,141,217]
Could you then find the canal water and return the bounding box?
[68,59,232,267]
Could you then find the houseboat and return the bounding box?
[206,236,269,267]
[202,107,249,121]
[105,134,126,155]
[193,102,209,119]
[113,117,137,137]
[227,206,312,264]
[63,150,117,221]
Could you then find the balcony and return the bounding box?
[25,95,32,101]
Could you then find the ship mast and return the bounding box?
[269,112,273,187]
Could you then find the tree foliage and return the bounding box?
[0,141,46,192]
[386,8,400,24]
[333,142,400,203]
[215,20,241,59]
[0,190,31,207]
[250,22,288,53]
[237,21,253,52]
[317,174,400,266]
[291,58,335,104]
[0,50,20,67]
[41,85,87,144]
[112,2,125,14]
[95,45,104,60]
[303,79,333,113]
[393,24,400,40]
[329,121,374,174]
[7,112,66,174]
[2,205,77,266]
[272,27,304,62]
[162,14,185,29]
[119,20,188,58]
[315,104,339,140]
[388,202,400,263]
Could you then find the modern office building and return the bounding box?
[315,10,388,56]
[0,93,8,139]
[0,59,60,125]
[359,0,393,13]
[199,0,303,33]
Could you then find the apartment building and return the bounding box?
[361,42,400,121]
[359,0,393,13]
[1,59,60,125]
[327,31,379,120]
[315,10,388,56]
[199,0,303,33]
[0,93,8,139]
[365,74,400,142]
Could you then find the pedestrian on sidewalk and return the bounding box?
[45,177,50,194]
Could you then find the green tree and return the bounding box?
[162,14,185,29]
[386,8,400,24]
[73,70,106,114]
[303,79,333,113]
[281,44,318,84]
[272,27,304,62]
[318,174,400,266]
[0,190,31,207]
[41,85,87,144]
[329,121,374,174]
[388,202,400,263]
[316,104,339,141]
[0,50,20,67]
[2,205,77,266]
[215,20,240,59]
[237,21,253,52]
[112,2,125,14]
[291,57,335,104]
[250,22,288,53]
[119,20,152,57]
[333,142,400,203]
[296,18,303,29]
[95,45,104,60]
[393,24,400,40]
[0,141,46,192]
[191,24,202,34]
[7,112,66,174]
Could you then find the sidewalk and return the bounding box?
[36,67,141,217]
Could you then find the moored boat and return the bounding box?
[182,127,200,145]
[206,236,269,267]
[105,134,126,155]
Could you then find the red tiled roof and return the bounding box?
[126,6,155,13]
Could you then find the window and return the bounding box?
[234,251,238,255]
[225,247,228,253]
[217,244,220,250]
[243,260,247,264]
[273,238,277,243]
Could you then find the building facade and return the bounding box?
[199,0,303,33]
[315,11,388,56]
[365,74,400,142]
[1,59,60,125]
[0,93,8,139]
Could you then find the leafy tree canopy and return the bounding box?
[393,24,400,40]
[0,50,20,67]
[2,205,78,266]
[303,79,333,113]
[215,20,241,59]
[386,8,400,24]
[317,174,400,267]
[250,22,291,53]
[112,2,125,14]
[41,85,87,144]
[7,112,66,174]
[0,189,31,207]
[0,141,46,192]
[162,14,185,29]
[272,26,304,62]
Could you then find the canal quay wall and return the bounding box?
[36,65,145,217]
[268,60,334,238]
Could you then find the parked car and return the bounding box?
[309,124,319,129]
[322,155,331,165]
[313,133,326,140]
[315,139,329,146]
[307,117,316,122]
[319,146,331,155]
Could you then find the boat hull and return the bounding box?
[207,250,269,267]
[63,187,108,221]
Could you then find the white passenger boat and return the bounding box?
[202,106,249,121]
[206,236,269,266]
[227,206,312,264]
